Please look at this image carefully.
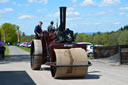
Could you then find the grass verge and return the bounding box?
[5,46,9,56]
[17,46,30,52]
[88,56,94,59]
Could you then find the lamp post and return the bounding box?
[17,27,20,42]
[3,28,6,43]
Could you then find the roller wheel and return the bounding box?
[30,40,43,70]
[51,48,88,78]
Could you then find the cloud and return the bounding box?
[120,7,128,11]
[36,8,47,12]
[0,8,14,14]
[18,15,37,19]
[119,12,125,16]
[46,7,80,18]
[67,11,80,16]
[27,0,48,4]
[0,0,9,3]
[67,17,81,21]
[113,22,120,25]
[67,7,80,16]
[95,22,102,25]
[99,0,120,6]
[12,1,30,7]
[87,10,113,16]
[80,0,120,7]
[80,0,96,6]
[67,7,74,11]
[88,11,108,16]
[72,0,77,3]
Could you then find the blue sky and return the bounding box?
[0,0,128,35]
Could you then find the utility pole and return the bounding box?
[3,28,6,43]
[56,18,58,28]
[17,27,20,42]
[0,31,1,41]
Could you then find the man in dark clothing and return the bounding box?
[47,21,55,33]
[34,21,43,39]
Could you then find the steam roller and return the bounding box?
[30,6,91,78]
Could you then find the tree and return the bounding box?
[21,35,35,42]
[118,30,128,45]
[0,23,18,43]
[22,32,26,37]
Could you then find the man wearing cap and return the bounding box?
[34,21,43,39]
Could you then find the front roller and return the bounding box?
[51,48,88,78]
[30,40,44,70]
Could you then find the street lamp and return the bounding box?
[17,26,20,42]
[3,28,6,43]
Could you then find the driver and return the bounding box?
[34,21,43,39]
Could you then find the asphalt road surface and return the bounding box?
[0,46,128,85]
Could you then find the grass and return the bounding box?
[17,46,30,52]
[5,46,9,56]
[88,56,94,59]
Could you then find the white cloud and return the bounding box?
[67,11,80,16]
[67,17,81,21]
[99,0,120,6]
[87,10,113,16]
[67,7,80,16]
[72,0,77,3]
[36,8,47,12]
[113,22,120,25]
[119,12,125,16]
[67,7,74,11]
[88,11,107,16]
[46,7,80,18]
[80,0,96,6]
[80,0,120,7]
[0,0,9,3]
[120,7,128,11]
[18,15,37,19]
[95,22,102,25]
[0,8,13,14]
[28,0,48,4]
[12,1,29,7]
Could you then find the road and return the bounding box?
[0,46,128,85]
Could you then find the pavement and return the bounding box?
[0,46,128,85]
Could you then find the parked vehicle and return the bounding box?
[17,42,31,48]
[86,44,94,57]
[27,43,31,48]
[77,42,94,57]
[17,42,21,46]
[0,41,5,59]
[19,42,24,47]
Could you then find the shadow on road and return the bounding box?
[40,66,101,80]
[0,54,30,64]
[85,73,101,79]
[0,71,36,85]
[57,73,101,80]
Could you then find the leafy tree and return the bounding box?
[75,25,128,46]
[22,32,26,37]
[21,35,35,42]
[118,30,128,45]
[0,23,18,43]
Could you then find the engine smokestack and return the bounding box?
[59,7,66,32]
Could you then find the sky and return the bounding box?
[0,0,128,35]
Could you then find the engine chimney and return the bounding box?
[59,7,66,32]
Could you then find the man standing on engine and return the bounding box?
[47,21,55,33]
[34,21,43,39]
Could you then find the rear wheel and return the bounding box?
[88,52,93,57]
[30,40,44,70]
